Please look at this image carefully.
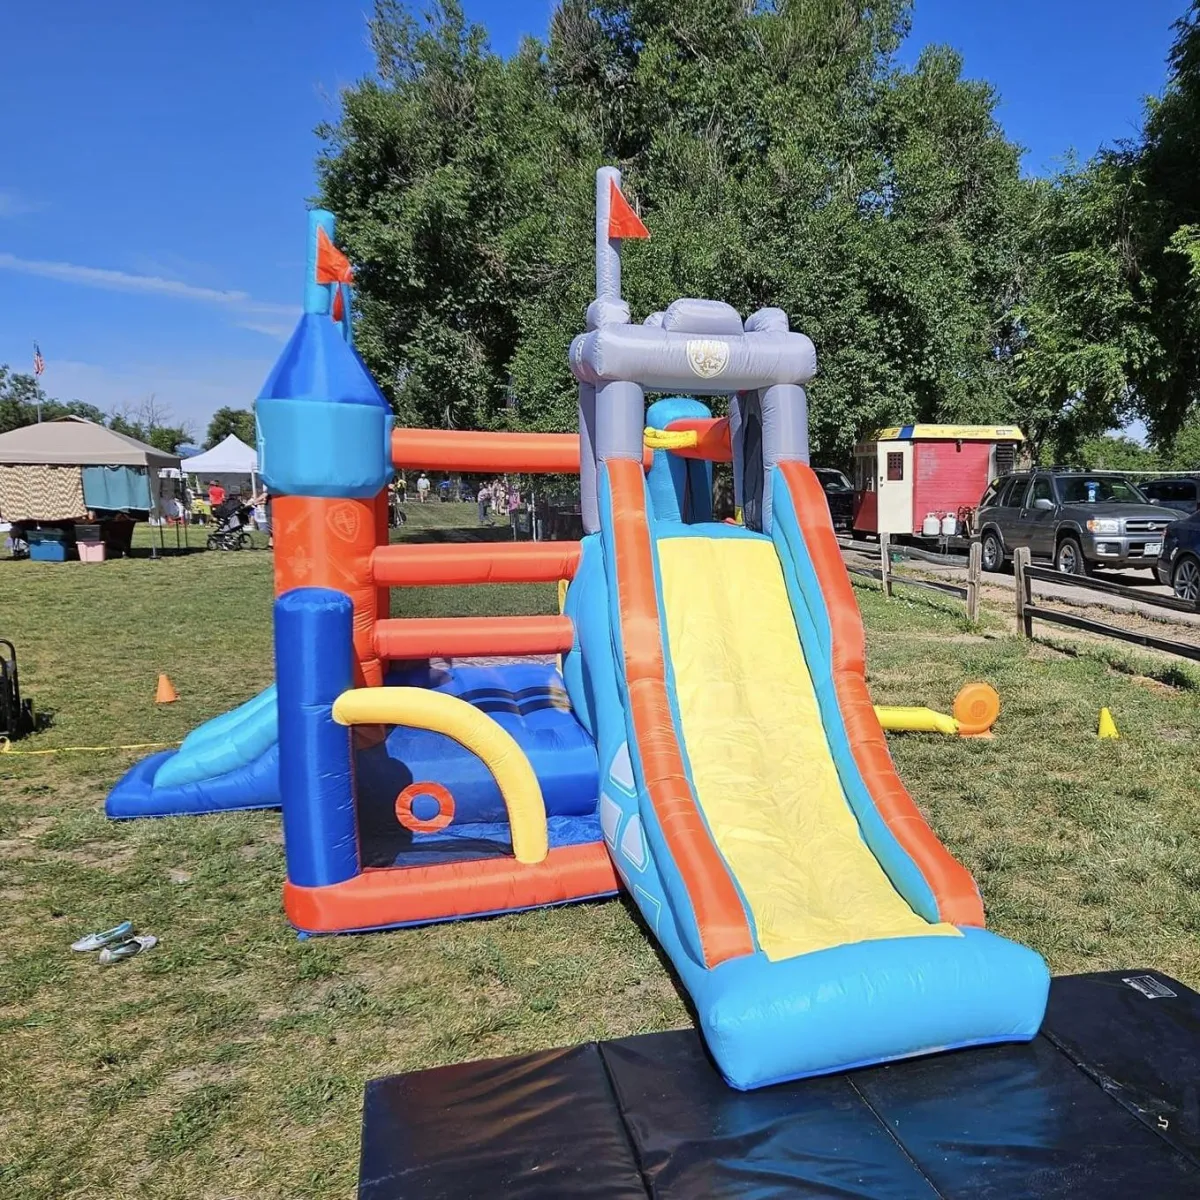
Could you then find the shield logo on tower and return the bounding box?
[686,339,730,379]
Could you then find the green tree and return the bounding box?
[1009,157,1160,462]
[107,399,193,454]
[1076,434,1160,472]
[205,407,257,448]
[0,364,107,433]
[317,0,1035,460]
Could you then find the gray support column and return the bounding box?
[578,382,599,534]
[727,392,745,519]
[758,382,810,533]
[596,379,645,463]
[595,166,622,305]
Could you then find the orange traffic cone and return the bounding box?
[155,673,179,704]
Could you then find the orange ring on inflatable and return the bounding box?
[395,782,455,833]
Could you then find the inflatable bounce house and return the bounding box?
[109,169,1048,1090]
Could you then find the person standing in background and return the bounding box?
[250,486,273,549]
[396,472,407,502]
[208,479,226,507]
[417,473,430,503]
[477,480,492,525]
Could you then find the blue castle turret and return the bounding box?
[254,210,392,499]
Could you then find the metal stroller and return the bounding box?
[206,498,254,551]
[0,640,35,741]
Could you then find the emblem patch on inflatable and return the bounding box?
[686,338,730,379]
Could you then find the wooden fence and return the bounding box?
[845,533,982,622]
[1013,546,1200,663]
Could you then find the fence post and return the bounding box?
[1014,546,1033,639]
[967,540,981,623]
[879,533,892,599]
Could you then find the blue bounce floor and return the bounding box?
[356,661,602,867]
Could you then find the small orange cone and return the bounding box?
[155,673,179,704]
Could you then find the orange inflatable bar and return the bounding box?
[391,428,653,473]
[374,615,575,660]
[392,429,581,473]
[371,542,582,587]
[284,843,619,933]
[666,417,733,461]
[778,461,985,926]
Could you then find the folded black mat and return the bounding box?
[360,970,1200,1199]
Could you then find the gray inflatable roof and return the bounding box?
[570,297,816,396]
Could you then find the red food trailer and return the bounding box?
[852,425,1025,541]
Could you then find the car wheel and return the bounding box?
[1172,554,1200,608]
[1055,535,1092,577]
[980,530,1004,572]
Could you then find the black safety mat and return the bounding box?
[360,970,1200,1198]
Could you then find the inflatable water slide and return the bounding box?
[108,171,1047,1089]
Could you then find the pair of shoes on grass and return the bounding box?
[71,921,158,965]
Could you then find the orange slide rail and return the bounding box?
[778,461,985,927]
[391,428,654,473]
[605,459,756,968]
[374,615,575,660]
[666,417,733,462]
[371,542,582,587]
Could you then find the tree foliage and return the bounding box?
[317,1,1200,464]
[318,0,1035,460]
[205,407,257,448]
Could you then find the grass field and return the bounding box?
[3,503,1200,1198]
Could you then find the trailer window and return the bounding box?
[886,452,904,482]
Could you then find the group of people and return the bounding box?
[476,478,520,525]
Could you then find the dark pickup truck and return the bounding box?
[975,469,1186,575]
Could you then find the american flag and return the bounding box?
[32,343,44,376]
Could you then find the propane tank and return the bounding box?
[941,513,958,537]
[922,513,941,537]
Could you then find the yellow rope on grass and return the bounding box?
[0,738,178,756]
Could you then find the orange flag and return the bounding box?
[608,180,650,240]
[315,226,354,284]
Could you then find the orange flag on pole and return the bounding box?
[315,226,355,284]
[608,180,650,240]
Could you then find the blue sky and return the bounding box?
[0,0,1185,439]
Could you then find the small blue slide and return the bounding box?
[106,687,281,818]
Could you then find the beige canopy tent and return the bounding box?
[0,418,183,557]
[0,416,180,469]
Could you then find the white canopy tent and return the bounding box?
[179,434,259,498]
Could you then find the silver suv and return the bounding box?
[975,470,1185,575]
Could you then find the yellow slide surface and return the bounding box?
[657,536,958,962]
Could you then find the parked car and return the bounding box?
[812,467,854,532]
[1157,511,1200,605]
[975,469,1186,576]
[1140,477,1200,514]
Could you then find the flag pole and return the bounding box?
[32,342,45,422]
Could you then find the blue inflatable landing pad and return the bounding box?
[360,971,1200,1199]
